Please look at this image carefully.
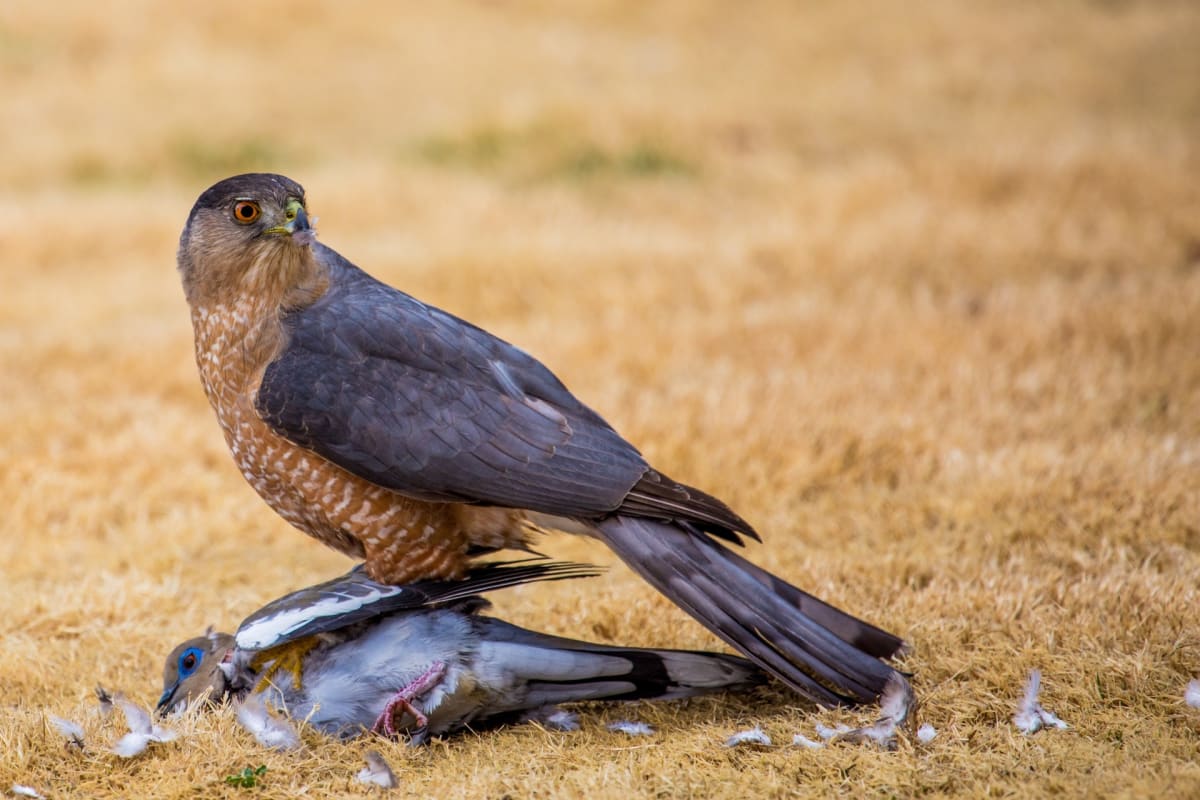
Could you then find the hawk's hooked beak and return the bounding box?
[266,198,315,244]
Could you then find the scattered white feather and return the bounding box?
[1013,670,1069,735]
[49,715,85,749]
[607,720,654,737]
[808,676,918,750]
[1186,680,1200,710]
[111,736,151,759]
[236,695,301,751]
[111,728,178,758]
[111,693,178,758]
[11,785,45,799]
[1036,707,1069,730]
[792,733,825,750]
[917,723,938,743]
[356,750,397,789]
[94,685,113,718]
[815,723,851,740]
[835,720,897,748]
[536,708,581,732]
[723,726,772,748]
[877,674,915,726]
[1013,670,1044,733]
[837,674,915,749]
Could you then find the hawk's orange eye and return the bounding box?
[233,201,261,224]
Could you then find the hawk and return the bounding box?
[176,173,906,706]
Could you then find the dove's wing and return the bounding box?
[235,560,600,650]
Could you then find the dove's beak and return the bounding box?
[155,682,179,717]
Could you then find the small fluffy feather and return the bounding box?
[111,693,177,758]
[94,686,113,718]
[49,716,85,748]
[1013,670,1069,735]
[236,695,301,751]
[832,674,915,749]
[356,750,397,789]
[1186,680,1200,710]
[804,675,919,750]
[607,720,654,736]
[533,709,581,732]
[792,733,825,750]
[815,723,851,740]
[723,726,771,748]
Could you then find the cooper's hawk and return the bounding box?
[176,173,906,705]
[157,561,764,740]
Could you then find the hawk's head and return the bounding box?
[178,173,320,306]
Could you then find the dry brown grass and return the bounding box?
[2,1,1199,797]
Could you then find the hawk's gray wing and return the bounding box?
[235,560,602,651]
[256,245,753,538]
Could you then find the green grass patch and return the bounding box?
[409,120,697,183]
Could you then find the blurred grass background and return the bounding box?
[1,1,1199,797]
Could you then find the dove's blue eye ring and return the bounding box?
[178,647,204,678]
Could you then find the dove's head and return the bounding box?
[157,631,236,716]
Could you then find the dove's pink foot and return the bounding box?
[372,661,447,737]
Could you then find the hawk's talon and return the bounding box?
[251,636,319,693]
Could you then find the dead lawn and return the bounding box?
[1,1,1198,797]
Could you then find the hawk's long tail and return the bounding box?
[592,516,906,706]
